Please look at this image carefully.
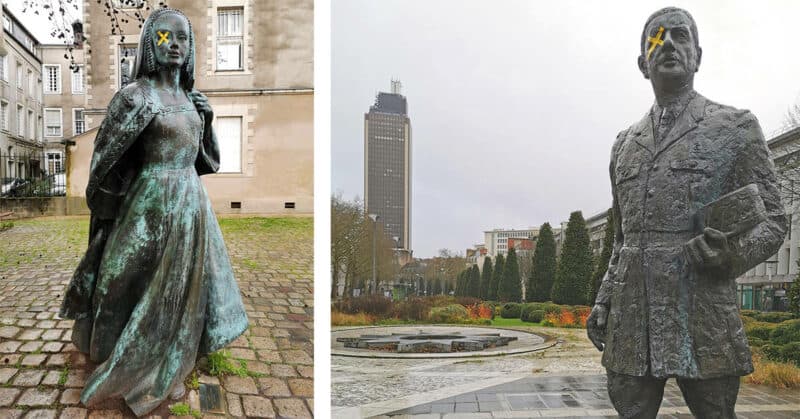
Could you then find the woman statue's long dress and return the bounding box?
[59,9,248,416]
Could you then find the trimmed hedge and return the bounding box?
[745,320,778,340]
[757,311,796,323]
[770,319,800,345]
[500,303,522,319]
[522,309,545,323]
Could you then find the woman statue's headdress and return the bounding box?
[132,7,195,90]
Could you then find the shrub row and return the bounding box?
[744,317,800,366]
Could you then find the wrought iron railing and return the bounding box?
[0,152,67,197]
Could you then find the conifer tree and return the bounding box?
[467,265,481,298]
[552,211,594,305]
[498,247,523,302]
[480,256,493,300]
[527,222,557,302]
[489,254,505,300]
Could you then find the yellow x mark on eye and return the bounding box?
[157,31,170,46]
[646,26,664,60]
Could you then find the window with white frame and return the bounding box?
[44,65,60,93]
[27,69,33,96]
[44,108,62,137]
[2,16,11,31]
[72,65,84,94]
[216,8,244,71]
[214,116,242,172]
[0,101,7,131]
[0,55,7,81]
[27,109,33,140]
[16,105,23,137]
[73,108,85,135]
[16,63,22,89]
[37,116,42,142]
[47,152,62,174]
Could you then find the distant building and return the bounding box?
[484,227,538,257]
[0,5,44,177]
[737,125,800,311]
[364,79,412,252]
[40,35,86,174]
[65,0,313,215]
[586,209,610,258]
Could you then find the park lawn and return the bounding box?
[491,317,541,327]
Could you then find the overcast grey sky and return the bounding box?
[332,0,800,258]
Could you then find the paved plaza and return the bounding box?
[0,216,313,418]
[332,326,800,418]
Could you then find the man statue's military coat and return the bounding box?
[596,92,787,379]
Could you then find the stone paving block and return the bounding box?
[241,395,276,418]
[1,354,21,365]
[258,377,292,397]
[287,378,313,397]
[270,364,297,377]
[41,342,63,353]
[46,353,68,367]
[0,367,17,384]
[20,354,47,366]
[36,320,56,329]
[0,388,21,407]
[41,371,62,386]
[86,410,124,419]
[223,376,259,395]
[13,370,45,386]
[0,409,23,419]
[60,389,82,405]
[41,329,63,341]
[0,341,22,353]
[226,393,244,417]
[18,329,44,340]
[255,350,282,363]
[17,388,59,406]
[0,326,20,338]
[18,341,44,353]
[59,407,88,419]
[282,350,313,365]
[272,398,311,417]
[22,409,57,419]
[245,361,271,375]
[228,348,256,361]
[64,370,87,388]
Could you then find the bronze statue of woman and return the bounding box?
[59,8,248,416]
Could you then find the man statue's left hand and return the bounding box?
[685,227,731,271]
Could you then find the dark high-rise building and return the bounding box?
[364,80,411,253]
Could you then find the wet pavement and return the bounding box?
[332,326,800,418]
[0,217,313,418]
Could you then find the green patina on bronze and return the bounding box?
[59,8,248,417]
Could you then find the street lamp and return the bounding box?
[368,213,379,295]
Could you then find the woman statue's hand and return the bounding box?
[189,89,213,121]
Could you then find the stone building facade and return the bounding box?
[66,0,313,215]
[0,5,44,178]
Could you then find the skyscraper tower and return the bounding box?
[364,80,412,253]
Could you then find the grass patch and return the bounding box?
[218,217,312,233]
[744,353,800,389]
[202,350,263,378]
[0,221,13,231]
[491,317,540,327]
[169,402,201,418]
[186,370,199,390]
[240,258,259,269]
[58,365,69,386]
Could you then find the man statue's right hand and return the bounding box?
[586,304,608,352]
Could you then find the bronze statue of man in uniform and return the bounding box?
[586,7,787,418]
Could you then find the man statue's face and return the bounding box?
[640,11,701,81]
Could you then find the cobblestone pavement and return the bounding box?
[332,326,800,418]
[0,216,313,418]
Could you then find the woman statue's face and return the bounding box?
[152,13,190,68]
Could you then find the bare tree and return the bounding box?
[22,0,167,70]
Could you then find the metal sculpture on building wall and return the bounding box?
[59,8,248,416]
[586,7,787,418]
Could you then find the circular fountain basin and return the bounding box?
[331,325,555,359]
